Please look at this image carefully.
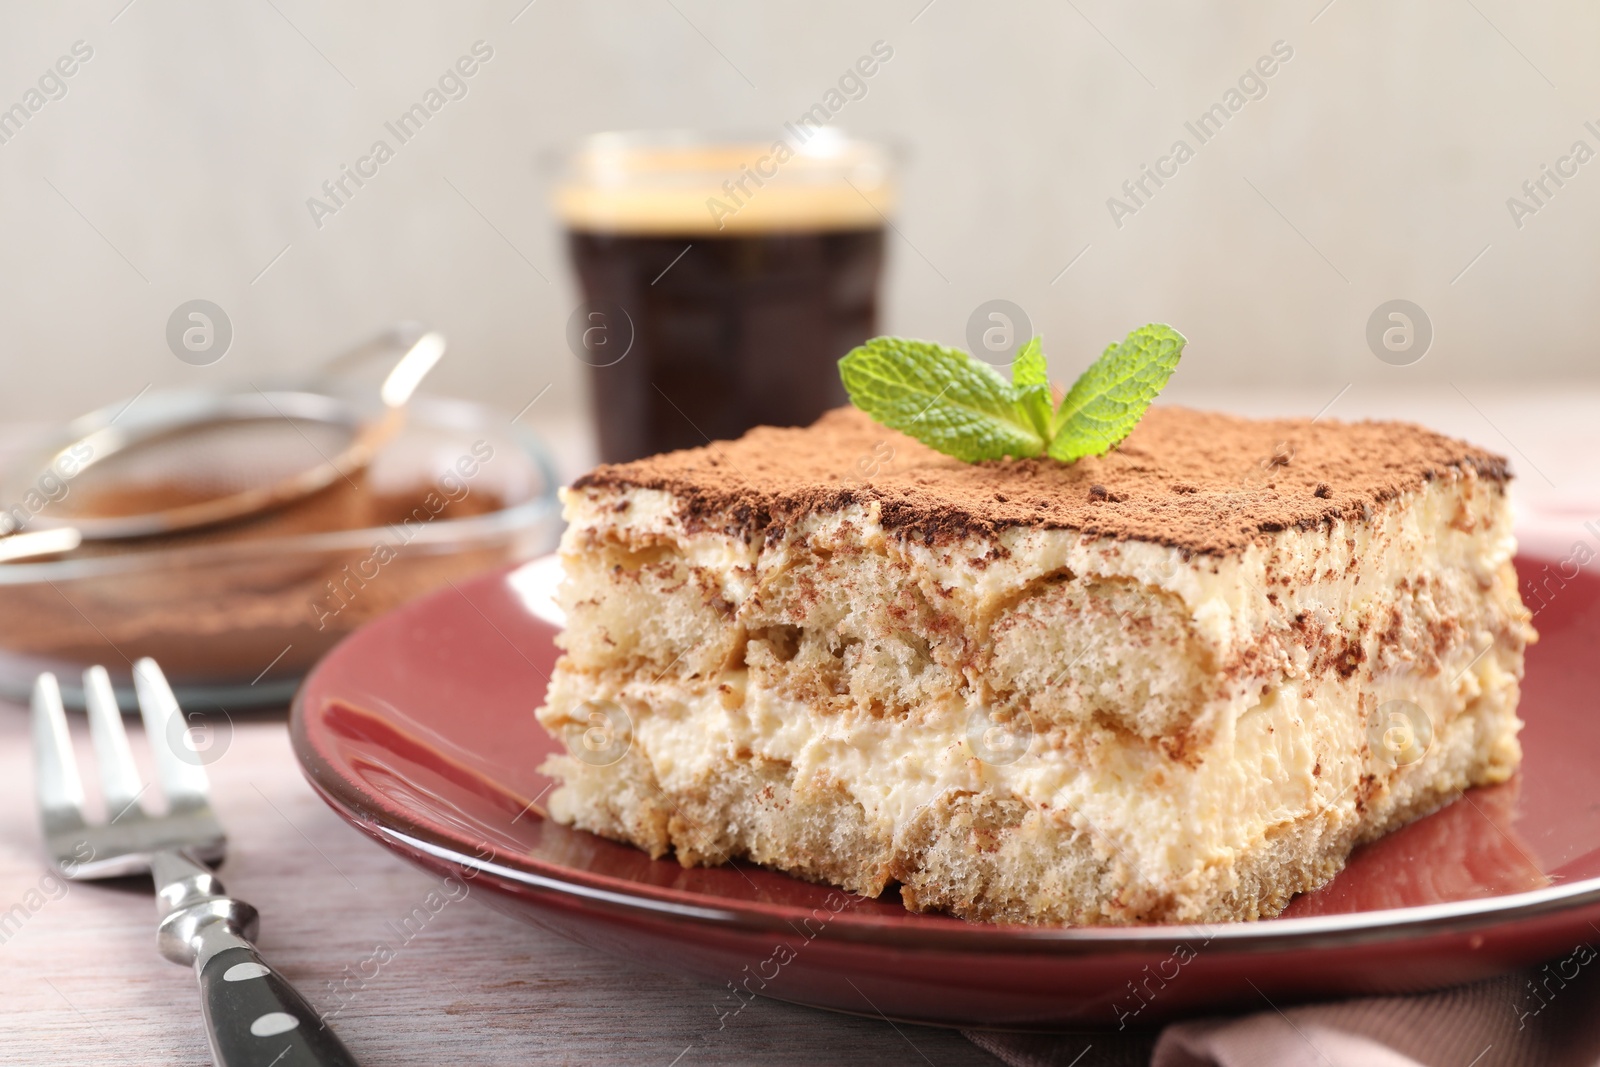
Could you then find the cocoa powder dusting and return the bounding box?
[573,405,1511,554]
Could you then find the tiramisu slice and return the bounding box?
[536,405,1533,925]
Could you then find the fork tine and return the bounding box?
[132,658,211,810]
[83,665,146,821]
[31,673,85,831]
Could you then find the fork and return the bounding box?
[33,659,361,1067]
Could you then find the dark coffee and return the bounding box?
[556,132,894,463]
[566,228,884,463]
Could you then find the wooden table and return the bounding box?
[5,388,1594,1065]
[0,701,999,1066]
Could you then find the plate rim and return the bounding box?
[290,554,1600,958]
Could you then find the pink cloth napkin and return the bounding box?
[964,958,1600,1067]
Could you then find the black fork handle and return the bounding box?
[198,944,361,1067]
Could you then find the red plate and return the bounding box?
[291,554,1600,1029]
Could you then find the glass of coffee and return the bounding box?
[555,130,895,463]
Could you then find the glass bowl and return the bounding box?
[0,395,562,710]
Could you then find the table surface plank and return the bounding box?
[0,702,998,1066]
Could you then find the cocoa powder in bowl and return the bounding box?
[0,411,557,702]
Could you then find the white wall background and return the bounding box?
[0,0,1596,440]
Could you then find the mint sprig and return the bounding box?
[838,324,1186,464]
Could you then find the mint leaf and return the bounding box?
[1047,324,1185,463]
[839,337,1045,461]
[1010,337,1054,440]
[836,325,1184,466]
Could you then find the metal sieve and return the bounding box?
[0,326,445,557]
